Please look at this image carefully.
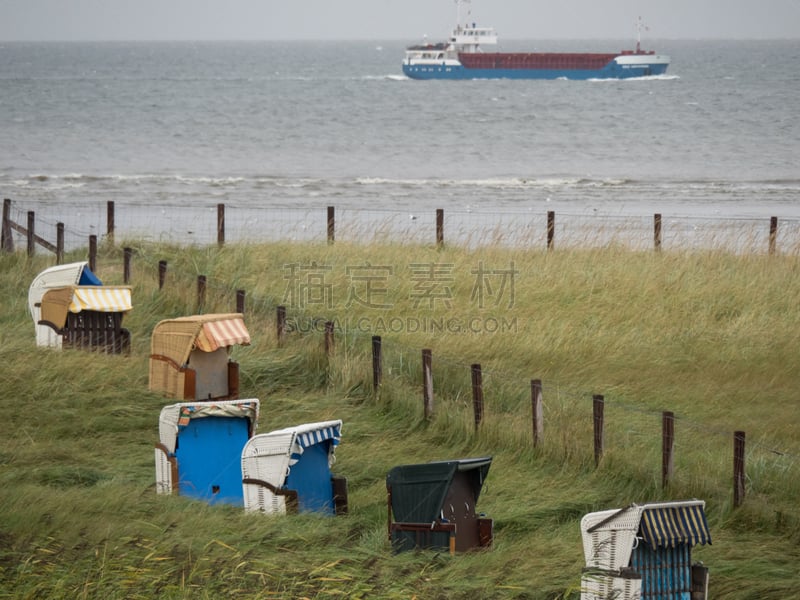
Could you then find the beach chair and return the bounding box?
[29,261,131,353]
[579,499,711,600]
[241,420,347,516]
[35,284,133,353]
[386,456,494,554]
[155,399,260,506]
[149,313,250,401]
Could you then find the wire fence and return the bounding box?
[4,198,800,257]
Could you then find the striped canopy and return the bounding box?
[40,286,133,328]
[150,313,250,366]
[249,420,343,467]
[290,421,342,465]
[68,286,132,312]
[639,502,712,548]
[195,317,251,352]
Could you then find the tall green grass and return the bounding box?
[1,240,799,599]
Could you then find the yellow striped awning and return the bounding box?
[68,286,133,313]
[40,286,133,329]
[195,316,251,352]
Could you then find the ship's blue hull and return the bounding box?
[402,60,669,80]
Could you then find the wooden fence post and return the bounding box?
[531,379,543,448]
[327,206,335,244]
[276,305,286,345]
[27,211,35,257]
[372,335,382,391]
[422,349,433,419]
[158,260,167,290]
[662,411,674,489]
[769,217,777,255]
[123,247,132,283]
[547,210,555,251]
[217,203,225,247]
[654,213,662,252]
[324,320,334,355]
[593,394,604,467]
[734,430,746,508]
[436,208,444,248]
[107,201,115,244]
[89,235,97,272]
[236,289,245,314]
[1,199,13,252]
[471,364,483,430]
[56,223,64,264]
[197,275,206,311]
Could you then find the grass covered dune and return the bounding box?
[1,240,799,599]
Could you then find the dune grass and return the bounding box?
[1,239,799,599]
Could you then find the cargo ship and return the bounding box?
[402,0,670,80]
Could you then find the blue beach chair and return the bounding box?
[155,399,260,506]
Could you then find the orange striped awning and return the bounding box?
[195,316,251,352]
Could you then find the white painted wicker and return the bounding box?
[580,506,643,570]
[28,261,87,348]
[154,446,173,495]
[581,571,642,600]
[241,431,296,514]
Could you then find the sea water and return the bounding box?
[1,39,799,248]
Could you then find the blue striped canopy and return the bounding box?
[289,422,341,465]
[639,503,711,548]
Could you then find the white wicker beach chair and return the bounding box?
[579,500,711,600]
[241,420,345,516]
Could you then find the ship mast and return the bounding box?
[455,0,471,29]
[636,16,644,53]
